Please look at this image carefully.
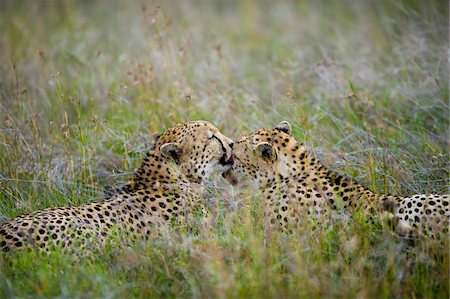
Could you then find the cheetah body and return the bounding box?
[225,121,449,237]
[1,121,234,252]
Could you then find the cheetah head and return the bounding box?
[155,120,234,183]
[223,121,304,188]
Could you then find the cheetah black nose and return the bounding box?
[219,154,234,166]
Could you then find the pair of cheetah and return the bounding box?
[1,120,448,252]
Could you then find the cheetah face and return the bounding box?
[156,121,234,183]
[224,121,296,189]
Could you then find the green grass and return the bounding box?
[0,0,448,298]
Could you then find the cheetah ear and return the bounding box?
[254,142,276,161]
[275,121,291,135]
[160,142,181,164]
[151,132,161,143]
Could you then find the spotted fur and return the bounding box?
[224,121,449,238]
[0,121,234,252]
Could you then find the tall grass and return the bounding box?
[0,0,448,298]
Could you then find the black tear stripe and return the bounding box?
[212,135,229,164]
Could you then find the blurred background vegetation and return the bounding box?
[0,1,448,298]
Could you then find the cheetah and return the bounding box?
[0,121,234,252]
[223,121,449,238]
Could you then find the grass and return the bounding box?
[0,0,448,298]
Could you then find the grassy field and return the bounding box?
[0,0,448,298]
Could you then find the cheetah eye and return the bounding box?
[207,131,214,139]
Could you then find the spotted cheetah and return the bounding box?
[0,121,234,252]
[224,121,449,238]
